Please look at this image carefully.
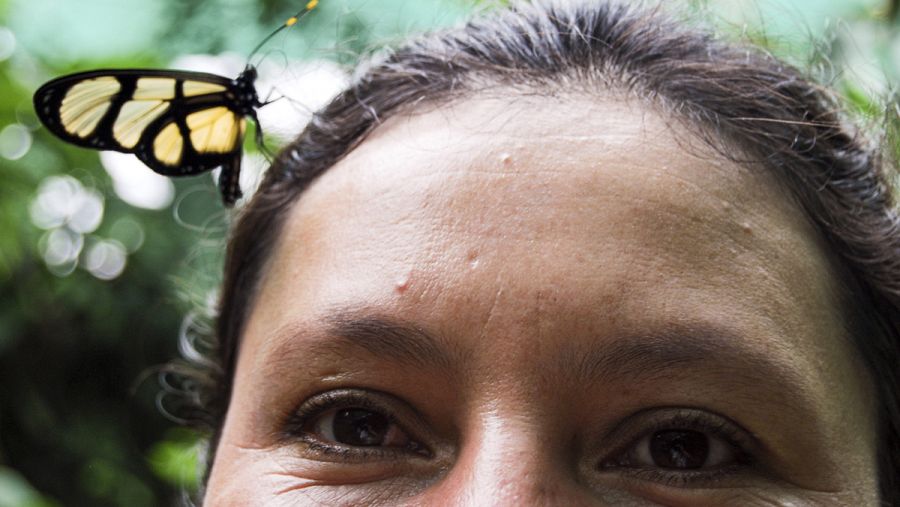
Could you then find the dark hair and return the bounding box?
[174,0,900,501]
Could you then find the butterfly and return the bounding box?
[33,0,318,207]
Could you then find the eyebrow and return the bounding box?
[559,327,802,390]
[268,308,804,395]
[315,311,464,371]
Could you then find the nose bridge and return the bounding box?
[425,412,594,507]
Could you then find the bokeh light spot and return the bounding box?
[0,123,32,160]
[30,175,104,233]
[68,189,104,234]
[109,217,145,253]
[100,151,175,210]
[31,175,83,230]
[39,227,83,269]
[0,27,15,61]
[84,239,127,281]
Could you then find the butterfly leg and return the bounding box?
[259,85,281,106]
[218,151,244,207]
[259,94,286,107]
[249,111,275,161]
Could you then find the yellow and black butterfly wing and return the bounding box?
[34,69,253,205]
[134,100,248,205]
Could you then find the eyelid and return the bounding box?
[597,407,760,485]
[283,388,434,460]
[600,407,760,457]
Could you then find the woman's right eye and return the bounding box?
[291,389,430,458]
[311,406,413,448]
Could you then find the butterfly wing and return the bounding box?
[34,69,252,205]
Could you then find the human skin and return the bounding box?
[205,93,880,505]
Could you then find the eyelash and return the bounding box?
[284,389,430,461]
[286,392,756,487]
[600,409,756,487]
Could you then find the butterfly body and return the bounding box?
[34,66,261,206]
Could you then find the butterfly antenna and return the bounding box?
[247,0,319,67]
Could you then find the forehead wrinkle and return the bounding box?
[291,96,776,278]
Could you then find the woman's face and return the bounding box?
[206,95,879,505]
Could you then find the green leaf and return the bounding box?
[146,429,202,492]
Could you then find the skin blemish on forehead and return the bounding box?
[395,272,411,294]
[467,250,480,269]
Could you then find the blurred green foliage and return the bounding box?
[0,0,896,505]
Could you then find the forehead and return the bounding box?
[261,95,834,336]
[247,94,867,422]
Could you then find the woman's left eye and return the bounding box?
[600,410,755,486]
[311,407,412,448]
[623,429,736,469]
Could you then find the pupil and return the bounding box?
[332,408,389,446]
[649,430,709,469]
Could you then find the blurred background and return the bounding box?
[0,0,896,505]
